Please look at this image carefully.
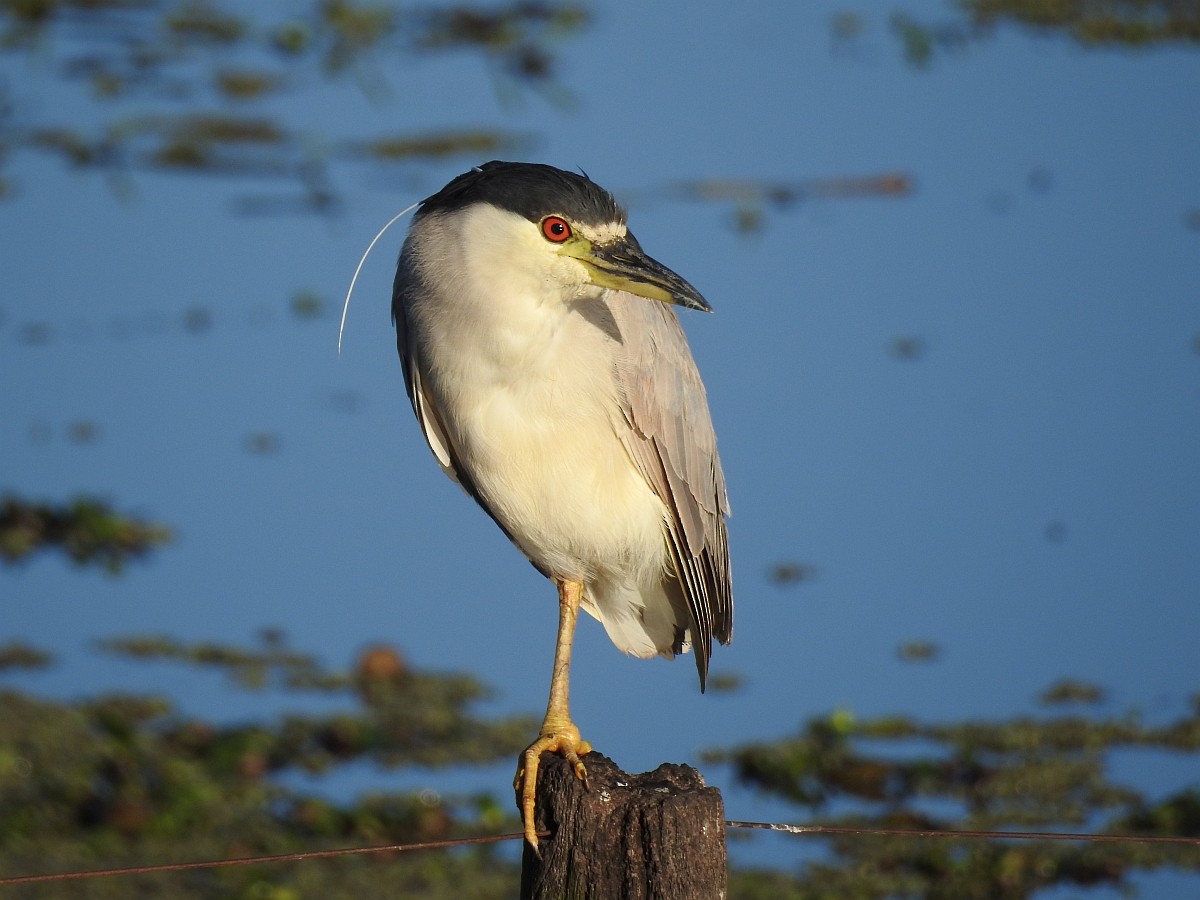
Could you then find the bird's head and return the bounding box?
[410,161,711,313]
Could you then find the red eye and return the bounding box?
[541,216,572,243]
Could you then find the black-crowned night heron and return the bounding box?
[391,161,732,849]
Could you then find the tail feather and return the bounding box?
[583,580,692,661]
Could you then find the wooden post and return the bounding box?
[518,751,727,900]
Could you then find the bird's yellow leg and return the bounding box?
[515,578,592,851]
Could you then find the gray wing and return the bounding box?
[604,292,733,689]
[392,260,460,484]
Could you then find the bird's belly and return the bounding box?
[452,373,668,586]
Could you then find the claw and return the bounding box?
[516,725,591,851]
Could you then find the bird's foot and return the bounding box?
[514,723,592,852]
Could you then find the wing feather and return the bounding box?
[393,268,460,482]
[605,292,733,689]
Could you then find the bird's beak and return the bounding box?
[575,238,712,312]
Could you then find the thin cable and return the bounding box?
[725,821,1200,846]
[0,831,530,887]
[5,822,1198,887]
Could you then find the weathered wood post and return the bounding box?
[518,751,727,900]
